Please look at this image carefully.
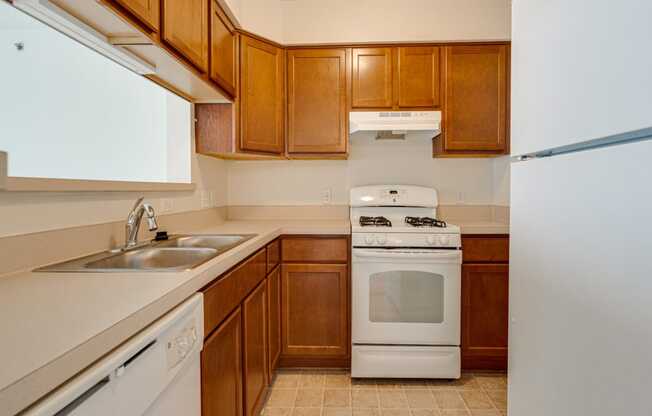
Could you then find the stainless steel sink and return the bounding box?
[158,234,256,251]
[35,234,257,273]
[84,247,218,271]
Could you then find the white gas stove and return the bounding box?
[350,185,462,379]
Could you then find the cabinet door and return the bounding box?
[461,263,509,370]
[282,264,349,357]
[162,0,209,72]
[267,266,281,375]
[114,0,159,31]
[210,0,237,98]
[287,48,349,154]
[202,307,243,416]
[240,36,285,154]
[397,46,440,108]
[243,281,268,416]
[351,47,393,108]
[442,45,507,151]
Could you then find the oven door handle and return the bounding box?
[353,249,462,261]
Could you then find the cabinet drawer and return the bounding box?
[462,236,509,263]
[281,237,348,263]
[267,240,280,273]
[202,249,266,336]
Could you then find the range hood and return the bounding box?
[349,111,441,137]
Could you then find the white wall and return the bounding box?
[492,156,510,206]
[228,133,506,207]
[280,0,511,44]
[238,0,284,43]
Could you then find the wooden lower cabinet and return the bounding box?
[281,263,349,364]
[242,281,269,416]
[201,307,243,416]
[461,263,509,370]
[267,266,282,375]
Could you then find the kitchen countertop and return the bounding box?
[456,221,510,235]
[0,219,350,416]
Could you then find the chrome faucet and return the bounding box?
[125,197,158,248]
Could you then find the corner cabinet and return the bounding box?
[287,48,350,155]
[460,235,510,370]
[240,36,285,154]
[434,44,509,157]
[210,0,237,98]
[161,0,209,72]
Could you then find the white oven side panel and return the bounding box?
[352,257,460,346]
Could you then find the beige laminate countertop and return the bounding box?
[0,219,350,416]
[456,221,510,235]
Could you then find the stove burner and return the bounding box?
[359,216,392,227]
[404,216,447,228]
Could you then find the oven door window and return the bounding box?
[369,271,445,323]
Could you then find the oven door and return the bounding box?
[352,248,461,346]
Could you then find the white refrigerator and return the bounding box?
[509,1,652,416]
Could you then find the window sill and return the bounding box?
[1,176,196,192]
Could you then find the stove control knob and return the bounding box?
[426,235,437,245]
[364,235,375,245]
[438,235,450,246]
[377,234,387,245]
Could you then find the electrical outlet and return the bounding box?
[200,191,211,209]
[321,188,332,205]
[160,198,173,214]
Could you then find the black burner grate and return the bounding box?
[359,216,392,227]
[404,216,447,228]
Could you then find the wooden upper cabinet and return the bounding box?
[209,0,237,98]
[202,307,243,416]
[242,281,269,416]
[281,263,349,358]
[397,46,441,108]
[352,47,393,108]
[162,0,209,72]
[287,48,349,154]
[240,36,285,154]
[113,0,159,32]
[440,45,508,152]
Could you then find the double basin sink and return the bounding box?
[36,234,256,273]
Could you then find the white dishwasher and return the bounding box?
[24,293,204,416]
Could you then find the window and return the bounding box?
[0,2,191,186]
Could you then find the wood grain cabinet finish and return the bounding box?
[281,237,349,263]
[281,263,349,358]
[461,263,509,370]
[112,0,159,31]
[162,0,209,72]
[462,235,510,263]
[202,307,243,416]
[352,47,393,108]
[240,36,285,154]
[267,240,280,273]
[209,0,237,98]
[287,48,349,154]
[242,281,269,416]
[267,266,281,375]
[202,249,266,336]
[439,45,508,153]
[397,46,441,108]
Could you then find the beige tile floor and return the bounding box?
[262,370,507,416]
